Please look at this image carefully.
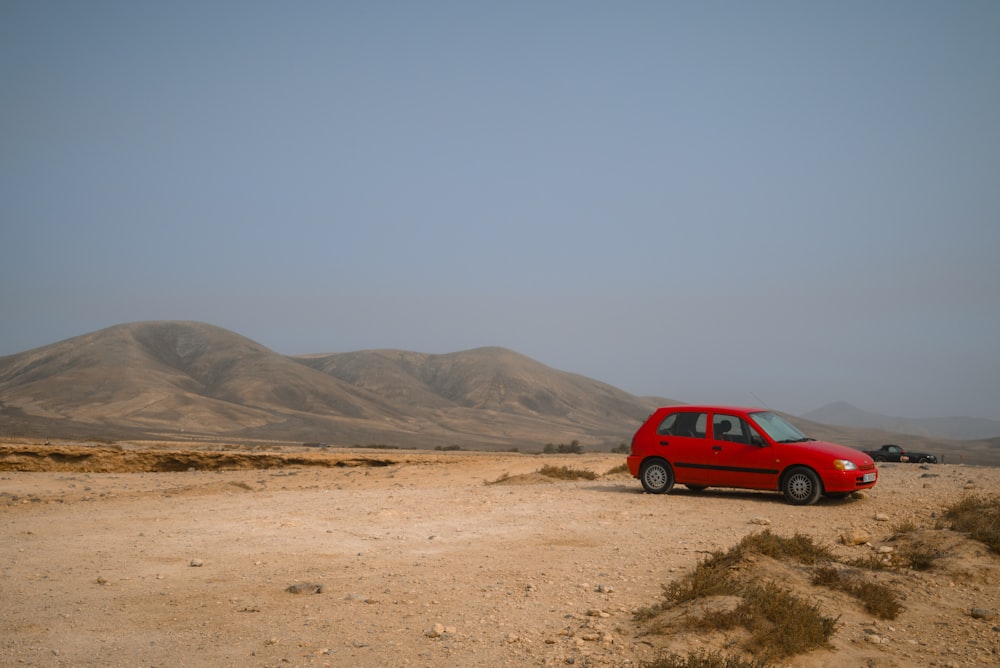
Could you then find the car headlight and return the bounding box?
[833,459,858,471]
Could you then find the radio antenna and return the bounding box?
[750,391,772,411]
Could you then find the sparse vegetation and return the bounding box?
[644,651,768,668]
[943,494,1000,554]
[639,531,839,661]
[484,472,511,485]
[537,465,597,480]
[611,442,629,454]
[738,530,834,564]
[891,519,918,535]
[543,440,584,454]
[605,463,629,475]
[637,529,920,664]
[434,444,464,451]
[811,566,902,619]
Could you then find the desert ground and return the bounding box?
[2,442,999,667]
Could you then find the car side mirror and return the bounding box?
[750,435,766,447]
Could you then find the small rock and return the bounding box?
[971,608,996,620]
[749,516,771,525]
[285,582,324,595]
[425,623,445,638]
[877,546,894,554]
[189,559,203,567]
[841,529,871,546]
[874,513,890,522]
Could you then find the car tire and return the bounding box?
[781,466,822,505]
[875,456,887,463]
[639,459,674,494]
[918,457,930,464]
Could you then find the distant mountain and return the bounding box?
[0,321,667,450]
[800,402,1000,441]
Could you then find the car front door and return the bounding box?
[709,413,781,490]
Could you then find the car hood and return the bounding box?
[797,440,875,465]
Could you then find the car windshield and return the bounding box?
[750,411,813,443]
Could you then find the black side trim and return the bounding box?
[674,462,779,476]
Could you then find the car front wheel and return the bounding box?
[781,466,822,505]
[639,459,674,494]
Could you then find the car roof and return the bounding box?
[658,405,767,414]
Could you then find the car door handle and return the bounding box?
[659,440,669,446]
[713,446,723,451]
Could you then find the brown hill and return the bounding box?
[1,321,996,465]
[0,321,664,450]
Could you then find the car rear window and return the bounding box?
[657,411,706,438]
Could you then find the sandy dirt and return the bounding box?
[2,444,999,667]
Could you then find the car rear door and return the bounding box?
[655,410,713,485]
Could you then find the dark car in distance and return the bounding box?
[626,405,878,505]
[864,444,938,464]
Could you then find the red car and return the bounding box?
[626,406,878,505]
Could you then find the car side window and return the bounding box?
[712,414,765,445]
[657,412,707,438]
[656,414,678,435]
[712,414,739,442]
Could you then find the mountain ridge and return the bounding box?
[0,321,667,449]
[1,322,997,465]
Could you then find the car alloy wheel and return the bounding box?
[639,459,674,494]
[782,466,822,505]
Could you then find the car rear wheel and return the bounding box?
[781,466,822,505]
[875,456,887,462]
[639,459,674,494]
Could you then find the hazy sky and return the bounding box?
[2,2,999,420]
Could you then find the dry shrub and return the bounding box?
[739,530,834,564]
[484,472,511,485]
[644,532,838,661]
[644,651,768,668]
[537,464,597,481]
[943,495,1000,554]
[737,581,837,660]
[811,566,902,619]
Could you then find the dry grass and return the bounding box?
[811,566,902,619]
[637,529,919,665]
[943,494,1000,554]
[537,464,597,480]
[643,651,769,668]
[638,531,840,663]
